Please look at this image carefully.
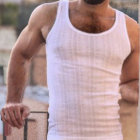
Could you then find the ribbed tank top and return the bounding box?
[45,0,131,140]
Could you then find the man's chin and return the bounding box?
[84,0,105,5]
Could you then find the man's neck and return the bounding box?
[76,0,110,16]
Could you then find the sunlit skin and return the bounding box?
[0,0,139,134]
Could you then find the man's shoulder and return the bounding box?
[35,1,59,13]
[121,11,139,34]
[32,1,59,20]
[113,9,139,51]
[122,11,139,51]
[27,1,59,30]
[126,14,139,28]
[116,9,138,27]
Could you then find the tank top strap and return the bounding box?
[46,0,67,42]
[53,0,63,22]
[115,9,126,27]
[116,9,131,51]
[58,0,68,18]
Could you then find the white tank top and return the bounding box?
[45,0,131,139]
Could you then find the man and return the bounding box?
[0,0,139,139]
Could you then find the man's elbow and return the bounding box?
[119,79,139,105]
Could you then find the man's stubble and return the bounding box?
[83,0,106,5]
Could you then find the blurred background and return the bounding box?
[0,0,139,140]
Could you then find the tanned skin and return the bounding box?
[0,0,139,134]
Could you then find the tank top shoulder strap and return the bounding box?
[57,0,68,18]
[116,9,131,50]
[116,9,126,27]
[46,0,66,42]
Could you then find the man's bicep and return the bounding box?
[119,15,140,85]
[12,25,45,60]
[11,5,46,61]
[120,48,139,85]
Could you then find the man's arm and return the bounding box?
[0,4,50,130]
[6,10,46,103]
[119,16,139,104]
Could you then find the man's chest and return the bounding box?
[43,8,134,52]
[69,9,116,34]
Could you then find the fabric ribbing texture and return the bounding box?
[45,0,131,139]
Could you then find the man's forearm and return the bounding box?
[119,79,139,104]
[6,52,30,103]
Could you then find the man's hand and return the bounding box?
[0,103,30,130]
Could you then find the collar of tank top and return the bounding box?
[66,0,118,36]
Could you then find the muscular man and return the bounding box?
[0,0,139,139]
